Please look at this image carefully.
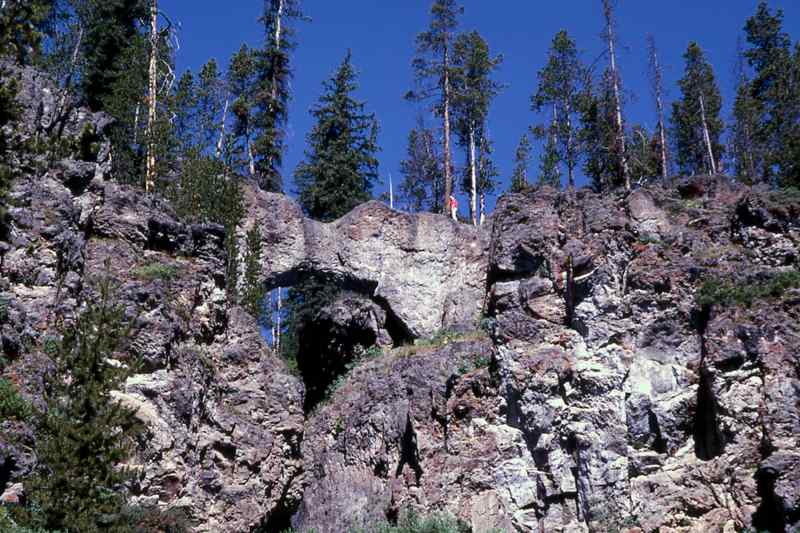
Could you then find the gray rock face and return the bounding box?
[2,65,800,533]
[240,188,490,339]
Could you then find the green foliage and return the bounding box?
[251,0,306,193]
[671,42,725,176]
[0,378,33,421]
[241,226,266,324]
[294,51,380,222]
[21,273,141,533]
[510,133,531,192]
[580,69,624,192]
[118,504,191,533]
[81,0,146,112]
[532,30,589,188]
[400,122,443,213]
[743,2,800,186]
[355,510,470,533]
[457,353,491,375]
[132,261,179,282]
[696,270,800,308]
[0,507,57,533]
[0,0,55,65]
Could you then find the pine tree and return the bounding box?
[251,0,305,193]
[743,2,799,186]
[399,121,442,213]
[451,30,502,225]
[0,0,55,64]
[22,274,140,532]
[476,130,498,225]
[510,133,531,192]
[532,30,588,189]
[81,0,144,112]
[294,51,380,222]
[730,39,763,184]
[534,111,562,188]
[408,0,463,213]
[647,35,670,182]
[196,58,226,155]
[671,42,724,176]
[228,44,258,178]
[579,70,622,191]
[241,226,266,323]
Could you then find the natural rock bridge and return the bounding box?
[239,187,490,339]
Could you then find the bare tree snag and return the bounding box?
[648,35,669,181]
[603,0,630,190]
[442,40,453,212]
[145,0,158,193]
[699,94,717,175]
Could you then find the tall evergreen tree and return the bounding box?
[81,0,144,112]
[252,0,305,193]
[476,130,498,225]
[228,44,259,178]
[580,70,623,191]
[601,0,630,189]
[510,133,532,192]
[730,39,763,184]
[399,120,443,213]
[671,42,724,176]
[294,51,380,222]
[647,35,670,182]
[22,275,140,532]
[532,30,588,189]
[0,0,55,64]
[743,2,800,186]
[408,0,462,214]
[451,30,502,225]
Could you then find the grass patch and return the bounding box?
[0,378,33,421]
[697,270,800,308]
[132,262,179,282]
[353,510,471,533]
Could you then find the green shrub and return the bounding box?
[356,510,470,533]
[0,378,32,421]
[132,262,179,282]
[697,270,800,308]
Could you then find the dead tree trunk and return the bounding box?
[603,0,630,190]
[216,92,229,159]
[468,124,477,226]
[145,0,158,193]
[648,36,669,181]
[442,40,453,212]
[699,94,717,175]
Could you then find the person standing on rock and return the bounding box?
[449,194,458,221]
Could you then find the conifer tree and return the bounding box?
[579,70,622,191]
[294,51,379,222]
[399,121,442,212]
[743,2,800,186]
[476,131,498,225]
[647,35,670,182]
[536,109,562,188]
[0,0,55,64]
[408,0,463,213]
[81,0,144,112]
[730,39,763,184]
[228,44,258,178]
[196,58,226,154]
[671,42,724,176]
[252,0,305,193]
[628,125,659,184]
[451,30,502,225]
[510,133,531,192]
[23,274,140,532]
[532,30,588,189]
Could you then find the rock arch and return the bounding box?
[239,187,490,339]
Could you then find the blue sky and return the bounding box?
[161,0,800,211]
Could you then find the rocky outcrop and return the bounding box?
[2,65,800,533]
[241,187,490,339]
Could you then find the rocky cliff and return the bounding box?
[1,66,799,533]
